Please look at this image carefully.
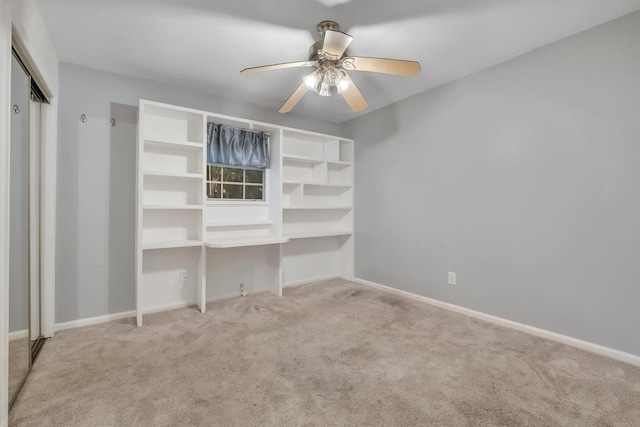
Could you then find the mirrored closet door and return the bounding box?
[8,50,46,409]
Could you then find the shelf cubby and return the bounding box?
[302,185,352,207]
[282,209,352,236]
[282,182,303,207]
[283,157,327,183]
[143,175,203,206]
[142,209,202,245]
[327,163,352,185]
[281,235,351,286]
[143,140,203,175]
[143,104,204,144]
[339,140,353,164]
[281,130,329,159]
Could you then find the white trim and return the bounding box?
[354,278,640,368]
[55,289,275,331]
[283,274,341,288]
[206,288,268,303]
[141,302,193,316]
[1,1,13,423]
[140,100,354,143]
[40,97,56,338]
[10,1,58,98]
[144,288,273,314]
[143,291,269,315]
[55,311,136,332]
[8,329,28,341]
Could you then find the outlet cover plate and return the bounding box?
[448,272,456,285]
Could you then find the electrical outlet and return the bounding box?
[181,270,187,282]
[448,272,456,285]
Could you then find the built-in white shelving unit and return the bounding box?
[136,100,354,324]
[136,101,207,326]
[281,130,354,286]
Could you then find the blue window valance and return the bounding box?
[207,123,270,169]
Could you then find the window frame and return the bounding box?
[205,164,269,205]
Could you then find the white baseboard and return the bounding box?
[55,289,274,332]
[354,277,640,368]
[8,329,28,342]
[141,301,196,315]
[144,288,273,314]
[284,274,341,288]
[56,311,136,332]
[206,288,268,302]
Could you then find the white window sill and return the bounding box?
[206,200,270,206]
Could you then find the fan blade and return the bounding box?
[343,57,421,76]
[322,30,353,59]
[279,82,308,113]
[340,74,368,112]
[241,61,315,74]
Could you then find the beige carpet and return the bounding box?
[9,279,640,426]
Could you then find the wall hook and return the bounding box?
[110,118,117,127]
[12,105,20,114]
[80,114,87,123]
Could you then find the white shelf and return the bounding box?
[143,171,202,179]
[326,160,351,166]
[142,240,202,250]
[205,235,289,248]
[283,205,352,210]
[143,205,202,210]
[283,230,352,239]
[282,154,324,163]
[206,219,273,228]
[144,137,203,149]
[282,180,351,188]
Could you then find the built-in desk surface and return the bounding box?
[204,236,290,249]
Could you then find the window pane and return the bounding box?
[223,167,243,182]
[207,166,222,181]
[223,184,243,199]
[245,185,263,200]
[245,169,263,184]
[207,183,221,199]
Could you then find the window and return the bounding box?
[206,165,265,201]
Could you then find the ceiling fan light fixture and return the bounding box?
[303,69,323,91]
[318,72,333,96]
[305,66,349,97]
[337,70,350,93]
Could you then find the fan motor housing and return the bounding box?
[308,40,348,62]
[308,41,324,61]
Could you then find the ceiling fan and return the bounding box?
[240,21,421,114]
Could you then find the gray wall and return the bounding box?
[56,64,339,323]
[341,11,640,356]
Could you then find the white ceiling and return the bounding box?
[36,0,640,123]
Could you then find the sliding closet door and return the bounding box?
[8,54,31,405]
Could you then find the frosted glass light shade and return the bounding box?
[304,70,322,90]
